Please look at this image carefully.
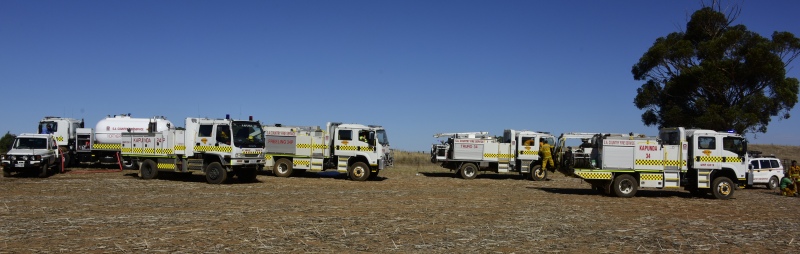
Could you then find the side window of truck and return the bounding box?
[698,137,716,149]
[750,160,760,169]
[760,160,772,169]
[198,125,213,137]
[521,137,536,146]
[770,160,781,169]
[338,130,352,141]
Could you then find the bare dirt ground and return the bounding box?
[2,163,799,253]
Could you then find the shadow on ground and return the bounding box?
[419,171,529,180]
[530,186,698,198]
[123,171,264,184]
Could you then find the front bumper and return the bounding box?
[2,159,44,171]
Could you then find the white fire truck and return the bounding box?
[120,115,265,184]
[430,130,556,180]
[262,122,392,181]
[37,115,172,168]
[554,127,748,199]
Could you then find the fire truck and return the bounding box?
[37,115,172,168]
[554,127,748,199]
[120,115,265,184]
[430,130,556,180]
[262,122,392,181]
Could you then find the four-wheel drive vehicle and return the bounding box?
[747,156,783,189]
[1,134,62,177]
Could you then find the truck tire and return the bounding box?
[140,159,158,180]
[62,153,72,168]
[237,168,257,183]
[205,162,228,184]
[612,174,638,198]
[55,157,64,174]
[38,164,48,178]
[348,162,370,181]
[530,164,547,181]
[711,176,734,200]
[767,176,779,190]
[459,163,478,180]
[273,158,293,177]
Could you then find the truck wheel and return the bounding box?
[273,158,293,177]
[348,162,370,181]
[237,168,257,183]
[140,159,158,180]
[205,162,228,184]
[767,176,779,190]
[62,153,72,167]
[56,157,64,174]
[459,163,478,180]
[38,164,49,178]
[711,176,734,200]
[530,164,547,181]
[612,174,638,198]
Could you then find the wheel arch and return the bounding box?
[713,168,740,186]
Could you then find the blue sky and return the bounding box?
[2,0,799,151]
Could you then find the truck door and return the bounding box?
[659,131,684,171]
[693,135,720,170]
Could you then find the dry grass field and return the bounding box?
[1,149,799,253]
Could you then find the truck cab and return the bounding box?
[1,134,61,177]
[38,117,83,165]
[660,127,748,198]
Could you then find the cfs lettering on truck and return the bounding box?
[1,133,62,178]
[553,127,748,199]
[120,115,265,184]
[262,122,393,181]
[430,130,556,180]
[37,114,173,169]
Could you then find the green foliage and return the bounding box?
[632,6,800,134]
[0,132,15,154]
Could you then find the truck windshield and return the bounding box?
[14,138,48,149]
[232,121,265,148]
[377,130,389,146]
[38,121,57,134]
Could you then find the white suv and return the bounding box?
[748,157,783,189]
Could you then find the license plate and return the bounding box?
[15,161,25,167]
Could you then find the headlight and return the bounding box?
[34,155,42,160]
[22,155,29,161]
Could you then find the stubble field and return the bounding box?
[1,153,799,253]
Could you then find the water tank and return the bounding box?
[94,115,173,144]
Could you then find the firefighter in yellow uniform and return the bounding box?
[539,139,554,171]
[781,172,795,197]
[789,160,800,193]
